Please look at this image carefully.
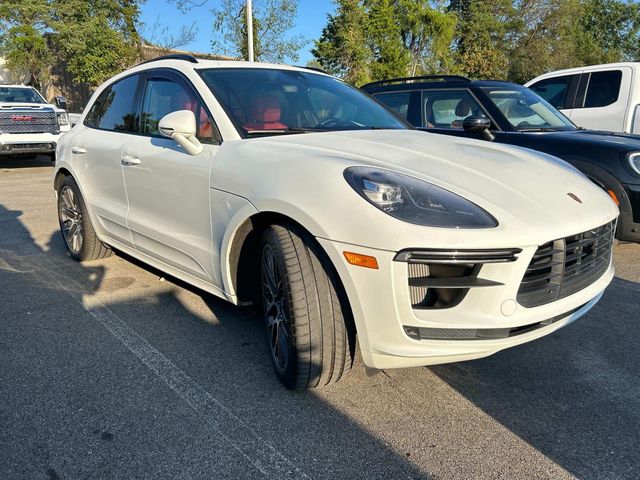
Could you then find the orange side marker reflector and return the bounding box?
[608,190,620,205]
[344,251,379,269]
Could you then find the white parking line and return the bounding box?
[21,247,310,480]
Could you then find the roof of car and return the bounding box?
[525,62,640,86]
[132,54,330,76]
[0,84,33,88]
[361,77,522,92]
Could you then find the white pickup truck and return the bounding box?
[526,62,640,134]
[0,84,71,159]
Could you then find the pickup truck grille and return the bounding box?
[0,108,59,135]
[517,221,614,308]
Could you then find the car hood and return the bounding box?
[0,102,64,113]
[247,129,618,243]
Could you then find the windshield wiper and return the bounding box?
[519,127,568,132]
[244,127,324,136]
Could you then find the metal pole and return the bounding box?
[246,0,254,62]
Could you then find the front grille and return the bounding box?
[0,108,59,134]
[517,221,614,308]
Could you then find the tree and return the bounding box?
[312,0,373,85]
[448,0,518,79]
[0,0,53,89]
[0,0,143,89]
[365,0,410,80]
[51,0,142,86]
[210,0,307,63]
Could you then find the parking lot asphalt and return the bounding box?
[1,157,639,480]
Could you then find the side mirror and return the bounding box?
[158,110,203,155]
[54,96,67,111]
[462,115,495,141]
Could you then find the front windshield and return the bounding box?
[0,86,46,104]
[482,87,575,131]
[199,68,407,135]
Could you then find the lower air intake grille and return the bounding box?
[517,221,614,308]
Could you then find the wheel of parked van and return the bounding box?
[57,176,112,261]
[260,224,352,390]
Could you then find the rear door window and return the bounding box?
[529,75,575,109]
[87,75,140,132]
[583,70,622,108]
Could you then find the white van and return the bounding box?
[526,62,640,134]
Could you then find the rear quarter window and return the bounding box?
[584,70,622,108]
[85,75,139,131]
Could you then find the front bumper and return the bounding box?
[0,132,61,155]
[317,226,615,370]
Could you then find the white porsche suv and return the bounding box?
[54,55,618,389]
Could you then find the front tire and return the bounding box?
[57,176,112,261]
[260,224,352,390]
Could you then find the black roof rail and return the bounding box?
[137,54,199,67]
[362,75,470,89]
[293,65,329,75]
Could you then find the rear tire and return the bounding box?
[57,175,112,261]
[260,223,352,390]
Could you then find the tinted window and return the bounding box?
[95,75,139,131]
[584,70,622,108]
[422,90,486,130]
[374,92,412,121]
[529,75,573,109]
[199,68,406,135]
[140,77,216,143]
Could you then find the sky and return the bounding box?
[138,0,336,64]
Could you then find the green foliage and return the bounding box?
[314,0,456,85]
[0,0,142,89]
[52,0,142,86]
[0,0,53,88]
[312,0,373,85]
[211,0,307,63]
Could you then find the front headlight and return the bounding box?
[344,166,498,228]
[628,152,640,176]
[57,113,69,126]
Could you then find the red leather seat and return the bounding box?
[243,95,288,131]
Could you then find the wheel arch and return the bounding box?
[224,210,357,347]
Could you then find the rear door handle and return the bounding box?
[71,146,86,154]
[121,155,142,166]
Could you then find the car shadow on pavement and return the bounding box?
[1,210,432,480]
[430,276,640,480]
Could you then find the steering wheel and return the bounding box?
[517,121,533,128]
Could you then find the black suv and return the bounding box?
[362,75,640,242]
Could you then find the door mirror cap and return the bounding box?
[54,96,67,110]
[158,110,203,155]
[462,115,495,141]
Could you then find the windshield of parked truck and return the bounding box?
[0,87,46,104]
[199,68,408,135]
[482,86,575,131]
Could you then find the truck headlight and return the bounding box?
[57,113,69,126]
[344,166,498,228]
[629,152,640,176]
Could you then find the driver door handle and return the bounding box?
[71,146,86,154]
[121,155,142,166]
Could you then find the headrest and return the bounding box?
[455,99,472,117]
[250,95,281,123]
